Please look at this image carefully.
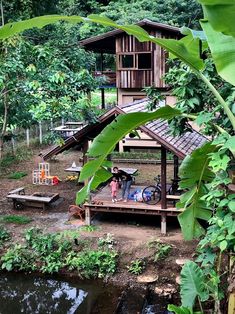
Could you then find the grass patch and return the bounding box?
[1,215,33,225]
[8,171,27,179]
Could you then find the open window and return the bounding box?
[118,52,152,70]
[137,53,152,70]
[119,54,134,69]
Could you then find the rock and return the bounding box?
[137,274,158,283]
[154,285,176,296]
[175,258,190,266]
[176,276,181,284]
[154,287,163,294]
[162,286,177,296]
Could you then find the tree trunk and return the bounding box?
[0,136,4,160]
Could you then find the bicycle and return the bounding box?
[142,175,180,205]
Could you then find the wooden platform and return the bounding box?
[84,185,183,234]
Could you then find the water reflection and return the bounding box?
[0,274,120,314]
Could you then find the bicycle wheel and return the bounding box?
[142,186,161,205]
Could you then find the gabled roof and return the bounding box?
[79,19,180,53]
[41,99,207,160]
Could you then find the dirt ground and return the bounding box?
[0,147,198,289]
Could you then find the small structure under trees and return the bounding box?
[42,99,207,233]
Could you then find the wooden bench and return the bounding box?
[7,192,59,210]
[8,187,25,195]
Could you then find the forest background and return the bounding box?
[0,0,203,157]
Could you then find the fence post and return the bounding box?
[39,121,42,144]
[26,128,30,147]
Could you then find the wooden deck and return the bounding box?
[84,185,183,234]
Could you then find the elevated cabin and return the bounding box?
[79,19,181,107]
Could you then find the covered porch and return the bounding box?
[84,184,182,234]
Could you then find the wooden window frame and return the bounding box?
[137,52,152,70]
[118,53,135,70]
[117,52,152,70]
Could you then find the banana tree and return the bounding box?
[0,0,234,240]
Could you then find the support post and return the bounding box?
[161,214,167,235]
[26,129,30,147]
[161,146,167,209]
[101,88,105,109]
[173,155,179,180]
[161,147,167,234]
[85,208,91,225]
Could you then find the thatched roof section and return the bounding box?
[41,99,207,160]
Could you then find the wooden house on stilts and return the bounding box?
[79,19,180,107]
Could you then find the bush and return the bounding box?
[65,250,118,279]
[1,244,36,271]
[147,240,172,262]
[0,227,11,247]
[127,259,145,275]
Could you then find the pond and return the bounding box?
[0,273,174,314]
[0,273,121,314]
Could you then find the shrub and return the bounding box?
[98,233,116,249]
[127,259,145,275]
[65,250,118,279]
[0,227,11,247]
[147,240,172,262]
[1,244,36,271]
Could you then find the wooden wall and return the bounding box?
[116,29,177,89]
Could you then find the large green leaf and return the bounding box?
[201,20,235,86]
[180,261,209,309]
[179,142,216,189]
[76,167,112,205]
[0,15,84,39]
[177,142,217,240]
[198,1,235,37]
[0,15,205,72]
[75,106,181,203]
[167,305,192,314]
[88,15,205,71]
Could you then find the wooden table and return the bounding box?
[65,167,138,175]
[117,167,138,176]
[65,166,82,173]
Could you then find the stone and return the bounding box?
[175,258,190,266]
[137,275,158,283]
[176,276,181,284]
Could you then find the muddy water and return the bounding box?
[0,273,121,314]
[0,273,174,314]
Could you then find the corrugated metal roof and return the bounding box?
[42,99,207,160]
